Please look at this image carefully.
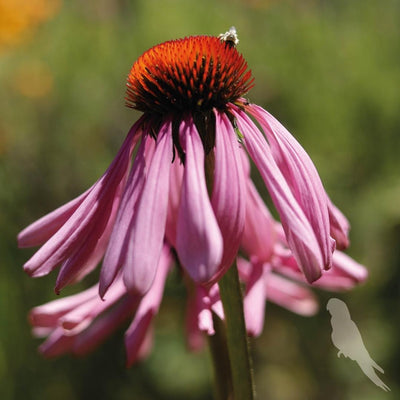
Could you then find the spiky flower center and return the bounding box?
[126,35,254,115]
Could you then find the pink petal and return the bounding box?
[239,143,251,176]
[176,118,223,283]
[272,243,367,291]
[331,251,367,282]
[123,123,172,294]
[248,104,334,270]
[72,295,139,356]
[242,180,276,263]
[38,327,75,358]
[311,251,367,291]
[185,289,207,352]
[165,158,184,247]
[196,286,216,336]
[237,258,266,337]
[18,188,90,248]
[328,198,350,249]
[185,283,228,350]
[32,282,140,358]
[23,188,101,277]
[135,326,154,362]
[208,284,224,321]
[265,273,319,316]
[30,285,98,328]
[99,138,151,297]
[23,122,141,278]
[125,312,153,367]
[124,244,171,367]
[32,327,53,338]
[233,108,323,283]
[55,174,126,292]
[60,278,127,333]
[207,111,246,283]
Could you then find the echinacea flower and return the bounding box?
[21,28,367,366]
[19,29,349,297]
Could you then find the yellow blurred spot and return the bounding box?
[0,0,62,51]
[12,61,54,98]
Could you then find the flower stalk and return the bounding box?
[218,261,256,400]
[208,314,234,400]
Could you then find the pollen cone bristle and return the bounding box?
[126,35,254,115]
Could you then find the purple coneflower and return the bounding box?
[20,29,367,365]
[19,30,349,297]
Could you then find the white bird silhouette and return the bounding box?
[327,298,390,392]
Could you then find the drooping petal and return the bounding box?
[273,242,367,291]
[185,288,208,352]
[242,180,276,263]
[32,327,53,338]
[176,118,223,283]
[30,277,140,358]
[233,108,323,282]
[38,327,76,358]
[185,293,204,352]
[125,244,171,367]
[135,327,154,362]
[123,123,172,294]
[208,284,224,321]
[72,295,139,356]
[54,175,126,292]
[22,121,142,278]
[207,111,246,283]
[18,189,91,248]
[185,282,226,350]
[265,273,319,316]
[196,287,216,335]
[239,137,276,263]
[247,104,335,269]
[23,187,102,277]
[29,285,99,328]
[330,251,367,283]
[312,251,367,291]
[99,137,152,297]
[60,297,107,333]
[328,198,350,249]
[60,278,127,333]
[45,295,139,358]
[165,158,184,247]
[237,258,266,337]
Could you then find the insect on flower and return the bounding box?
[218,26,239,47]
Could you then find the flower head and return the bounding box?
[126,35,253,115]
[20,29,366,363]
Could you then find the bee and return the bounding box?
[218,26,239,48]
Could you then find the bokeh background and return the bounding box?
[1,0,399,399]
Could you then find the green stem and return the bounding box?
[208,314,234,400]
[218,261,255,400]
[204,139,254,398]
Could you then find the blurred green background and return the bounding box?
[1,0,399,399]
